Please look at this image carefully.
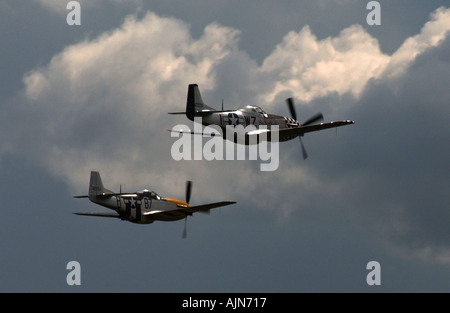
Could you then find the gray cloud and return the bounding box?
[307,31,450,263]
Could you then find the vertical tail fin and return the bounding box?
[88,171,112,201]
[186,84,214,121]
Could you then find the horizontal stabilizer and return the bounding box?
[74,212,121,219]
[168,110,235,116]
[168,129,222,137]
[75,192,139,199]
[194,110,235,116]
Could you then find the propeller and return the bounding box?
[302,112,324,126]
[183,180,193,238]
[299,138,309,160]
[182,217,187,239]
[286,98,324,160]
[287,98,297,121]
[185,180,192,204]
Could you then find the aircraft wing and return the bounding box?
[142,201,235,220]
[276,120,354,141]
[182,201,236,214]
[74,212,121,218]
[143,201,235,217]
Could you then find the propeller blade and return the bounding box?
[185,180,192,204]
[286,98,297,121]
[299,137,308,160]
[182,217,187,239]
[302,112,323,126]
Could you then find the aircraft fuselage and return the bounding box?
[91,192,189,224]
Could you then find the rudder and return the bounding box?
[88,171,112,201]
[186,84,214,121]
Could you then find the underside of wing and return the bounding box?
[143,210,165,215]
[246,128,271,136]
[277,120,355,141]
[74,212,121,219]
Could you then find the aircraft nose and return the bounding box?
[165,198,190,207]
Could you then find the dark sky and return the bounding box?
[0,0,449,292]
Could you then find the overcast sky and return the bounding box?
[0,0,449,292]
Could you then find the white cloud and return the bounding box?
[259,7,450,105]
[260,24,390,103]
[384,6,450,78]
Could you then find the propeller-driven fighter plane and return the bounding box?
[170,84,355,159]
[74,171,236,237]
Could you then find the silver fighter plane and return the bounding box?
[170,84,355,159]
[74,171,236,237]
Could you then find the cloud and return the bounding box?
[11,12,240,196]
[259,7,450,106]
[33,0,71,14]
[260,24,389,103]
[312,30,450,264]
[383,6,450,78]
[2,7,450,265]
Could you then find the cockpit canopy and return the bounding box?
[138,189,161,200]
[239,105,267,116]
